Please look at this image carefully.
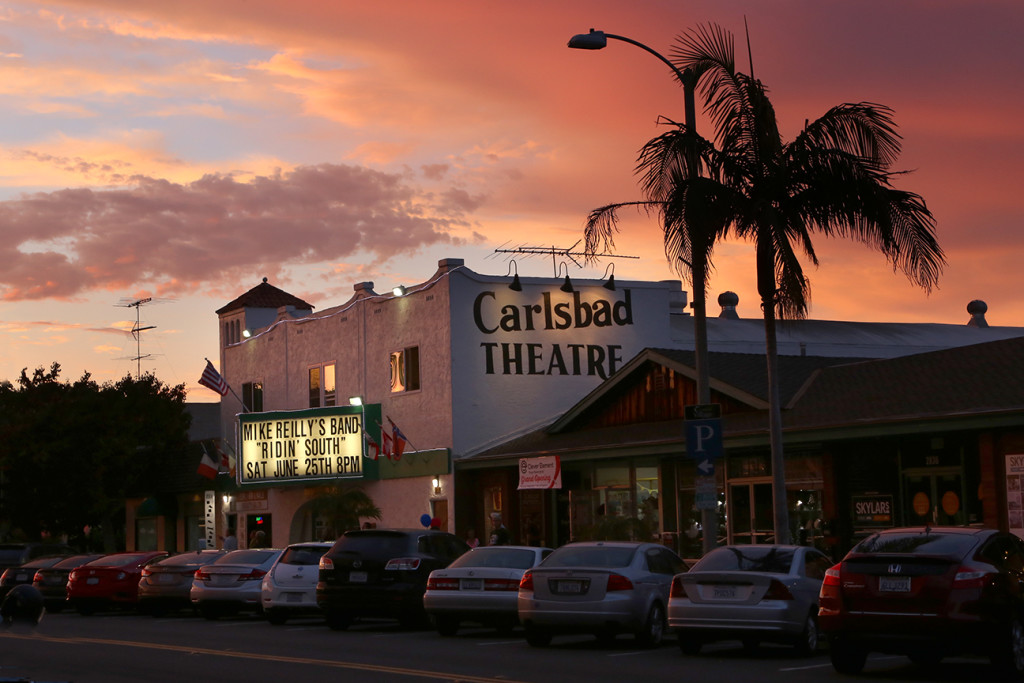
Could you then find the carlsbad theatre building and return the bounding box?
[206,257,1024,557]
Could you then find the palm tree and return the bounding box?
[310,484,382,539]
[671,24,945,544]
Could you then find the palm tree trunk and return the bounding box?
[762,300,791,545]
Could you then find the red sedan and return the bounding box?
[66,551,168,615]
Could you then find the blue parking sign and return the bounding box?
[685,418,723,461]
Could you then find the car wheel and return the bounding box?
[636,603,665,648]
[992,616,1024,677]
[325,610,352,631]
[266,609,287,626]
[524,625,552,648]
[829,635,867,675]
[793,613,819,656]
[678,635,702,655]
[434,615,459,637]
[76,603,95,617]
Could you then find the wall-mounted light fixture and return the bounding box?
[222,494,232,505]
[558,262,574,293]
[507,260,522,292]
[431,477,442,496]
[392,285,407,297]
[602,262,616,291]
[349,396,363,406]
[242,329,251,338]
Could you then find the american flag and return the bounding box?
[198,360,229,396]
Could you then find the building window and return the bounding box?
[390,346,420,393]
[309,363,336,408]
[242,381,264,413]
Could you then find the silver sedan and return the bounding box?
[668,544,832,656]
[517,541,687,648]
[190,548,282,619]
[424,545,551,636]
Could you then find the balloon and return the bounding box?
[420,513,432,527]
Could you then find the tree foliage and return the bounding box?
[0,363,190,550]
[309,484,382,540]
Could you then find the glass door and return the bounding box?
[728,480,774,544]
[903,469,965,526]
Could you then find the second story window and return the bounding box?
[390,346,420,393]
[242,381,263,413]
[309,363,336,408]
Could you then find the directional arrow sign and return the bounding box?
[697,459,714,476]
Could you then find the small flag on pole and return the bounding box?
[197,444,219,479]
[363,430,381,460]
[387,417,413,461]
[198,360,229,396]
[215,440,235,477]
[377,421,393,460]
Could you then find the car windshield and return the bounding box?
[19,556,66,569]
[87,553,151,567]
[692,546,796,573]
[852,531,980,557]
[449,548,537,570]
[157,552,223,567]
[542,545,636,568]
[53,555,101,569]
[216,550,277,565]
[280,546,330,566]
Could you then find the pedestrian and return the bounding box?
[466,527,480,548]
[250,530,267,548]
[488,513,510,546]
[222,528,238,551]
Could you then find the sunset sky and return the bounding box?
[1,0,1021,399]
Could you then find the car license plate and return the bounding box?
[348,571,367,583]
[712,585,737,600]
[86,577,99,585]
[879,576,911,592]
[157,574,177,584]
[15,573,27,582]
[285,592,302,603]
[553,579,584,595]
[460,579,483,590]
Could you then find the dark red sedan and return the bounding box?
[66,551,168,615]
[819,526,1024,676]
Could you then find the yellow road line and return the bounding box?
[1,632,527,682]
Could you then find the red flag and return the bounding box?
[363,430,380,460]
[198,360,229,396]
[215,441,234,477]
[387,417,411,461]
[377,422,393,460]
[197,445,218,479]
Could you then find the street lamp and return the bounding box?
[569,28,715,554]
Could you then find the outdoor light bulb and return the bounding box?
[242,329,251,338]
[349,396,363,406]
[392,285,407,296]
[432,478,440,489]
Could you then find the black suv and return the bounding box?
[317,528,469,630]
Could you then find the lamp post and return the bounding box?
[569,28,717,555]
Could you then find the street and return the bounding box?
[0,611,1009,683]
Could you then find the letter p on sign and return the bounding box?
[685,418,722,461]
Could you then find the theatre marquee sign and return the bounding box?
[238,406,367,485]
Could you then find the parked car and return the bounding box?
[517,541,687,648]
[424,545,552,636]
[669,544,832,656]
[0,555,68,598]
[191,548,282,619]
[31,554,104,612]
[819,526,1024,676]
[66,551,169,615]
[0,543,73,573]
[261,542,333,625]
[137,550,227,616]
[317,529,470,630]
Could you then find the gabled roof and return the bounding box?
[460,337,1024,464]
[215,278,314,315]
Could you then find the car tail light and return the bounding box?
[69,570,79,581]
[822,565,841,587]
[0,570,10,582]
[238,569,266,581]
[763,579,794,600]
[32,572,43,582]
[953,567,994,589]
[385,558,421,571]
[606,573,633,591]
[818,563,843,615]
[484,578,520,591]
[426,577,459,590]
[520,570,534,592]
[194,569,210,581]
[319,557,334,571]
[141,568,152,578]
[670,575,688,599]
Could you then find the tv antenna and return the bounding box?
[491,240,639,276]
[115,297,174,378]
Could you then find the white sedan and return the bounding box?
[424,545,551,636]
